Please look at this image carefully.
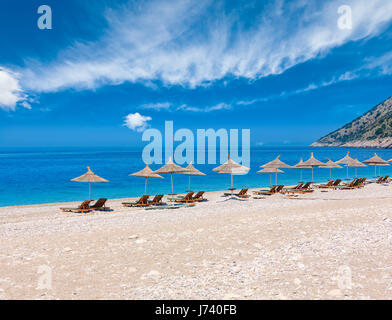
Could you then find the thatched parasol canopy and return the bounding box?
[363,153,390,177]
[336,152,356,165]
[180,162,206,192]
[319,158,342,169]
[154,157,186,197]
[347,157,367,168]
[154,157,188,174]
[346,157,367,178]
[363,153,390,165]
[292,158,312,182]
[257,167,284,185]
[302,152,324,182]
[129,163,163,195]
[261,155,292,169]
[302,152,324,167]
[71,166,109,200]
[335,152,359,179]
[319,158,342,180]
[213,155,250,197]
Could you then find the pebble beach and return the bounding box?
[1,183,392,300]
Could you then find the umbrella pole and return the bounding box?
[171,173,174,199]
[330,168,332,180]
[270,174,272,185]
[89,182,91,201]
[312,167,314,182]
[231,173,233,196]
[375,165,377,177]
[300,169,302,182]
[189,175,191,192]
[346,166,348,179]
[145,177,147,195]
[275,172,277,185]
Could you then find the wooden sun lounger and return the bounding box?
[376,176,389,184]
[253,185,277,196]
[61,200,92,213]
[283,182,313,194]
[333,179,360,189]
[234,188,250,198]
[90,198,111,211]
[192,191,207,202]
[325,179,342,188]
[148,195,167,206]
[174,192,195,203]
[122,195,150,207]
[282,183,303,192]
[317,180,334,188]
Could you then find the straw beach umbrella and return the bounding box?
[213,155,250,197]
[260,155,292,185]
[180,162,206,192]
[154,157,187,198]
[336,152,356,179]
[129,163,163,195]
[347,157,367,178]
[257,167,284,186]
[292,158,312,182]
[319,158,342,180]
[363,153,390,177]
[302,152,325,182]
[71,166,109,200]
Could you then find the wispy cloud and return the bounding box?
[19,0,392,94]
[177,102,231,112]
[138,101,232,112]
[123,112,152,132]
[140,102,172,110]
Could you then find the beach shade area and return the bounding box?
[363,153,390,177]
[154,157,187,199]
[179,161,206,192]
[213,155,250,197]
[302,152,324,182]
[129,163,163,195]
[319,158,342,180]
[292,158,312,182]
[347,157,367,178]
[260,155,291,185]
[71,166,109,200]
[336,152,356,179]
[257,167,284,185]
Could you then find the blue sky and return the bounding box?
[1,0,392,147]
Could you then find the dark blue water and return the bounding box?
[1,146,392,207]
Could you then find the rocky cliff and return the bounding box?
[311,97,392,148]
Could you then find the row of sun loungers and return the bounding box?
[62,176,389,212]
[315,178,367,189]
[252,182,314,196]
[122,192,208,207]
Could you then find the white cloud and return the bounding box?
[18,0,392,94]
[177,102,231,112]
[124,112,152,132]
[0,67,26,111]
[140,102,171,110]
[20,101,32,110]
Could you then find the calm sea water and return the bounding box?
[1,146,392,207]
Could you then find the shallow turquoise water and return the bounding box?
[1,146,391,207]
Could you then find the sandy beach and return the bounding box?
[1,183,392,300]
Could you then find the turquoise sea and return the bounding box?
[1,146,392,207]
